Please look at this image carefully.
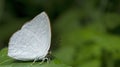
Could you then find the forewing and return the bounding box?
[22,12,51,54]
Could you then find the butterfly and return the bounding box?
[8,12,51,63]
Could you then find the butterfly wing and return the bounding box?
[8,12,51,61]
[22,12,51,54]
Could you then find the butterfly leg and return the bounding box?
[31,57,38,65]
[39,57,50,64]
[39,57,46,64]
[46,57,50,63]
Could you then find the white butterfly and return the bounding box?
[8,12,51,62]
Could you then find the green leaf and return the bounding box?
[0,48,71,67]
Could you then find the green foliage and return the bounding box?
[53,7,120,67]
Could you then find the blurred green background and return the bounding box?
[0,0,120,67]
